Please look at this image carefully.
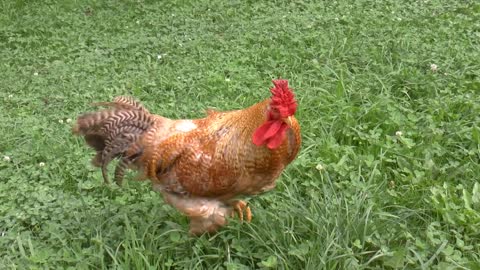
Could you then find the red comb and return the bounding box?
[270,79,297,117]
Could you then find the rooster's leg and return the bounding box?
[230,200,252,222]
[161,191,231,235]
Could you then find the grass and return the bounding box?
[1,0,479,268]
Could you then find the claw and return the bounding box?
[230,200,252,222]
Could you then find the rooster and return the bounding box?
[73,79,301,234]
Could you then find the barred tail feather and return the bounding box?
[91,96,149,112]
[73,97,153,185]
[114,147,143,186]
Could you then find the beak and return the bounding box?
[283,116,293,126]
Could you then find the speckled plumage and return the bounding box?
[73,82,301,234]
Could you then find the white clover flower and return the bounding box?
[430,64,438,72]
[39,162,45,167]
[66,118,72,123]
[389,181,395,188]
[225,78,231,82]
[33,72,39,76]
[315,164,325,171]
[8,94,13,98]
[157,54,162,60]
[136,20,140,24]
[395,131,403,137]
[59,119,64,124]
[3,156,10,162]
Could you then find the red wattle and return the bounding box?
[252,121,275,146]
[266,123,288,149]
[252,120,288,149]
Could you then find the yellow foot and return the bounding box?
[230,200,252,222]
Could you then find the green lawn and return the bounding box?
[1,0,479,269]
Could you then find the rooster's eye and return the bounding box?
[269,108,282,119]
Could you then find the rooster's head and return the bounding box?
[252,79,298,149]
